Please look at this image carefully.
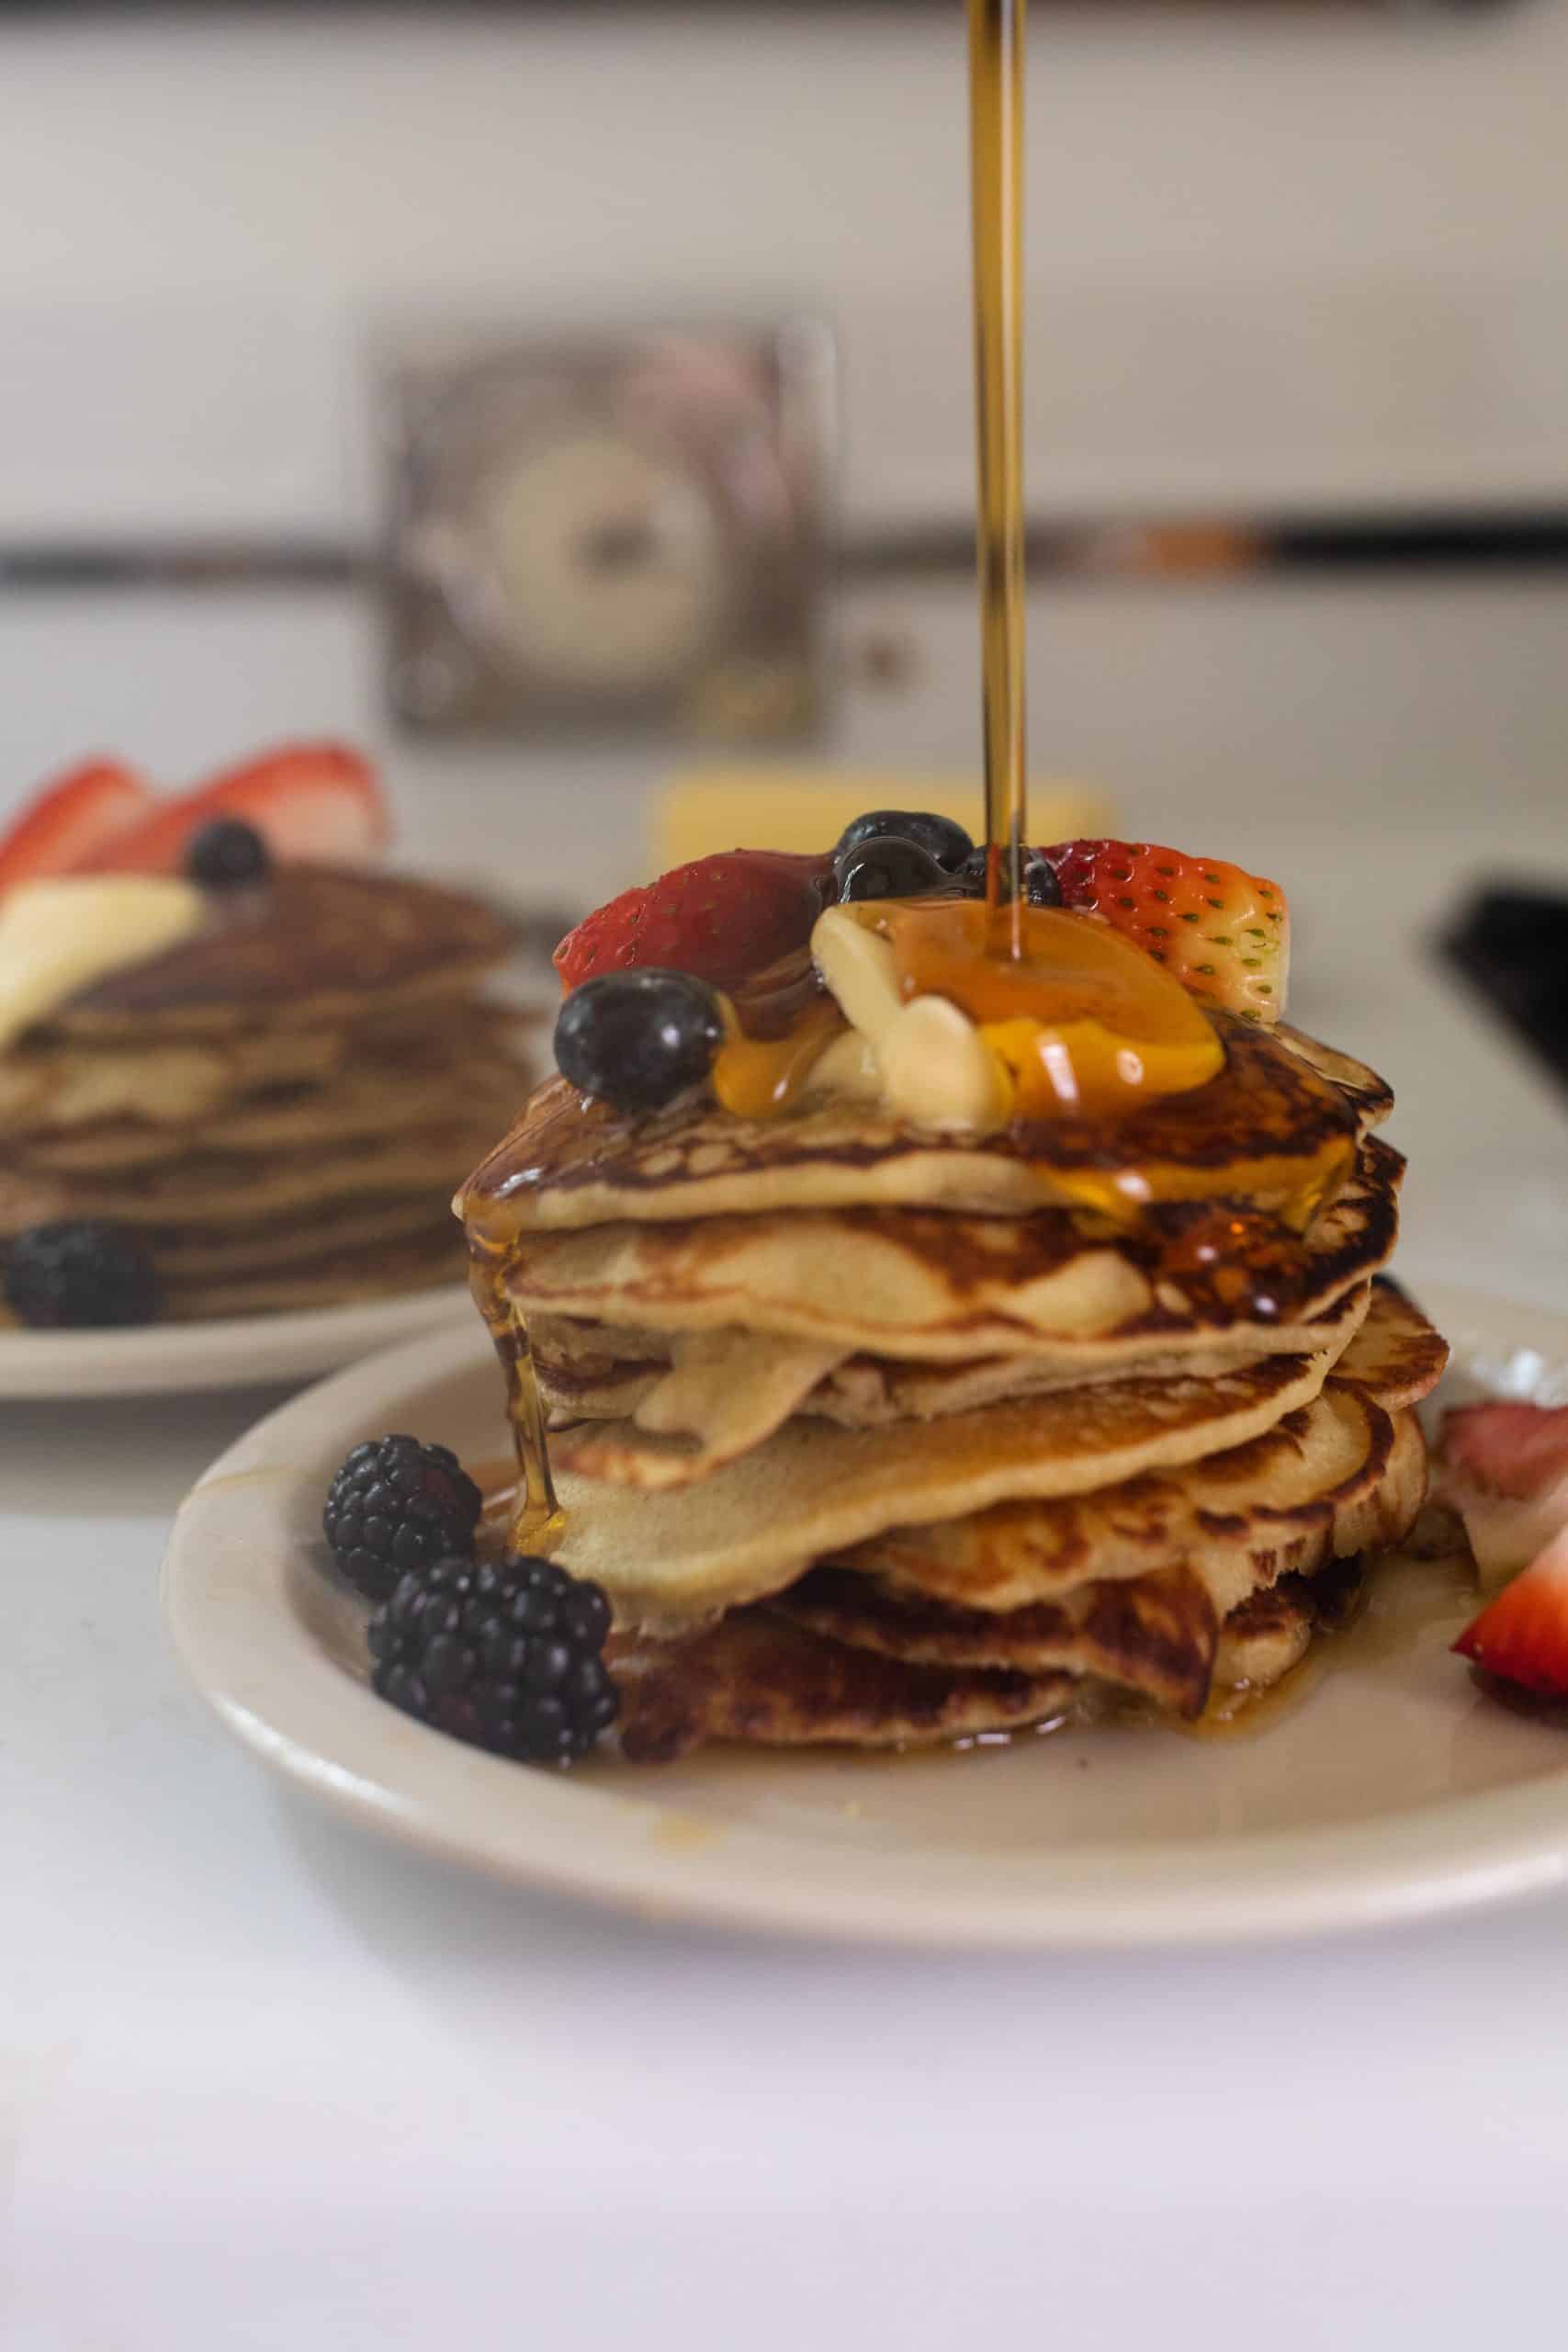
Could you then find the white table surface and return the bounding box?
[6,824,1568,2352]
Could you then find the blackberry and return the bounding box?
[368,1553,619,1765]
[322,1434,482,1602]
[954,847,1064,908]
[834,808,973,873]
[555,968,727,1114]
[835,833,949,903]
[186,817,271,890]
[4,1221,159,1329]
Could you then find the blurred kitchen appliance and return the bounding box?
[380,322,833,742]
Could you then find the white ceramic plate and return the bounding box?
[162,1278,1568,1949]
[0,1285,473,1399]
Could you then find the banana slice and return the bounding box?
[878,994,1011,1135]
[810,908,904,1044]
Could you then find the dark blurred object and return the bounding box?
[1439,885,1568,1097]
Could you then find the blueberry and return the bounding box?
[555,969,727,1114]
[4,1221,159,1329]
[834,834,950,904]
[954,847,1064,908]
[186,818,271,890]
[834,809,973,873]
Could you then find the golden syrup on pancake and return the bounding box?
[467,1240,565,1551]
[711,997,843,1119]
[969,0,1030,952]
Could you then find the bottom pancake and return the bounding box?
[614,1556,1370,1763]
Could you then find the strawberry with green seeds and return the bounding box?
[1043,839,1290,1023]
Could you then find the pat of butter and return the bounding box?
[0,877,206,1053]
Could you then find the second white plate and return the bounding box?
[0,1284,473,1399]
[162,1278,1568,1948]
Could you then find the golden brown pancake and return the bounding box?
[463,1014,1376,1235]
[611,1557,1366,1762]
[0,863,535,1323]
[48,865,517,1038]
[513,1134,1402,1376]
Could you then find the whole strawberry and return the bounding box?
[1044,839,1290,1023]
[553,850,834,995]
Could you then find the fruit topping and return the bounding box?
[76,742,385,875]
[1434,1401,1568,1596]
[1044,840,1289,1023]
[367,1553,619,1764]
[555,969,728,1114]
[878,994,1011,1134]
[553,850,833,995]
[1453,1524,1568,1699]
[0,758,152,892]
[186,817,271,891]
[835,834,950,903]
[4,1220,159,1329]
[322,1435,483,1603]
[0,876,206,1055]
[954,846,1063,907]
[876,899,1224,1115]
[833,808,974,873]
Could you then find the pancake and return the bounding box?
[777,1405,1422,1702]
[534,1337,1350,1628]
[534,1282,1372,1487]
[849,1286,1441,1618]
[159,1225,463,1320]
[0,1117,512,1237]
[463,1014,1378,1235]
[46,865,518,1040]
[612,1557,1364,1762]
[506,1133,1402,1382]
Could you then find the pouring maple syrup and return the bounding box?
[968,0,1030,954]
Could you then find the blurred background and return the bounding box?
[1,2,1565,1102]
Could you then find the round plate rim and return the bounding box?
[161,1276,1568,1951]
[0,1284,473,1398]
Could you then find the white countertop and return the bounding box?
[6,826,1568,2351]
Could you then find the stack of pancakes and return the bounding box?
[463,1012,1449,1759]
[2,866,535,1320]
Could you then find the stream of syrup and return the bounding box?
[491,4,1035,1544]
[969,0,1029,954]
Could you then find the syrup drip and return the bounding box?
[969,0,1029,951]
[468,1240,565,1552]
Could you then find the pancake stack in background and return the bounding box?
[0,747,536,1325]
[465,1001,1448,1760]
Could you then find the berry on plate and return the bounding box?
[76,742,385,875]
[1044,840,1290,1023]
[0,758,152,892]
[367,1553,619,1764]
[4,1220,159,1329]
[1453,1523,1568,1698]
[322,1435,483,1603]
[186,817,271,891]
[555,968,728,1114]
[554,850,833,994]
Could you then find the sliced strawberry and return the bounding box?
[1440,1401,1568,1500]
[76,742,385,874]
[555,850,835,994]
[1434,1401,1568,1596]
[1043,839,1290,1023]
[0,758,152,891]
[1453,1523,1568,1696]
